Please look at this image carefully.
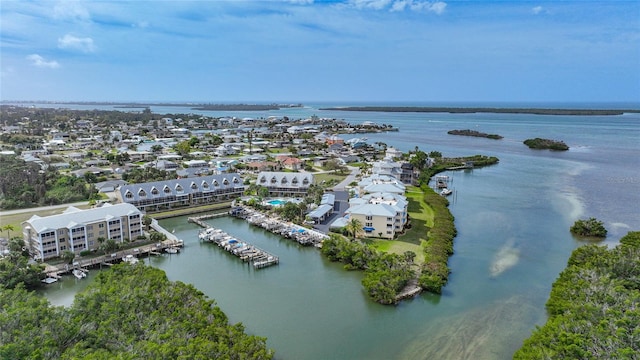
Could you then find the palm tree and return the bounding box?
[2,224,15,239]
[345,218,363,242]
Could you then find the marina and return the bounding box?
[192,216,280,269]
[229,206,329,246]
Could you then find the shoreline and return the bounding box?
[319,106,640,116]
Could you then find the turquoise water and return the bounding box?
[268,199,287,206]
[40,104,640,359]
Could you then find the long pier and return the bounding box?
[191,216,279,269]
[43,239,183,279]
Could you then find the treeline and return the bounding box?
[418,155,499,185]
[321,235,415,304]
[0,264,274,359]
[417,185,456,293]
[0,156,97,209]
[514,231,640,359]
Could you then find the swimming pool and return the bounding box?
[267,199,287,206]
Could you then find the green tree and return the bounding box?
[0,265,274,359]
[61,250,75,264]
[142,215,153,231]
[345,217,363,241]
[174,140,192,157]
[2,224,15,239]
[570,217,607,238]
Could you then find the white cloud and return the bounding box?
[350,0,392,10]
[26,54,60,69]
[532,6,544,15]
[391,0,408,12]
[53,0,91,22]
[58,34,96,53]
[371,0,447,14]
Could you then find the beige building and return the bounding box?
[22,203,143,261]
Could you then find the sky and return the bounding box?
[1,0,639,103]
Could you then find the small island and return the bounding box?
[523,138,569,151]
[447,129,503,140]
[570,217,607,238]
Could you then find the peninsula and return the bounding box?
[319,106,640,116]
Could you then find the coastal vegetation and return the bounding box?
[321,234,414,304]
[447,129,503,140]
[0,264,274,359]
[0,156,98,210]
[514,231,640,359]
[523,138,569,151]
[319,106,640,116]
[416,185,456,293]
[570,217,608,238]
[0,238,45,290]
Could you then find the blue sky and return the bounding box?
[1,0,639,103]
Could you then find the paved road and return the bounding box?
[0,200,90,217]
[333,166,360,191]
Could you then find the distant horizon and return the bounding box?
[2,99,640,110]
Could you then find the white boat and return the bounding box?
[440,188,453,196]
[165,247,179,254]
[41,277,58,284]
[72,269,87,279]
[122,254,139,264]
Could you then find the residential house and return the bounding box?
[255,171,314,197]
[116,174,245,212]
[22,203,143,260]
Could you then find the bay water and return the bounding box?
[40,104,640,359]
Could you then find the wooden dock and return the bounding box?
[197,226,279,269]
[42,240,182,277]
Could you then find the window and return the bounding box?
[292,177,298,184]
[125,191,133,199]
[281,177,288,184]
[151,187,159,195]
[223,179,229,185]
[271,177,277,183]
[214,180,219,186]
[259,177,266,183]
[164,186,171,194]
[191,182,197,190]
[233,177,239,184]
[302,178,309,185]
[138,189,147,197]
[202,181,209,189]
[365,222,373,227]
[175,184,184,192]
[387,217,393,221]
[366,215,373,221]
[98,223,105,228]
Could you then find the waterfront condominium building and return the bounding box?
[22,203,143,261]
[115,173,245,212]
[255,171,314,197]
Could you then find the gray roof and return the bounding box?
[24,203,141,233]
[256,171,314,189]
[308,204,333,219]
[119,173,244,202]
[346,203,398,217]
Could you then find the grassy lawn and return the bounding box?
[313,172,347,186]
[367,186,434,265]
[0,204,93,235]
